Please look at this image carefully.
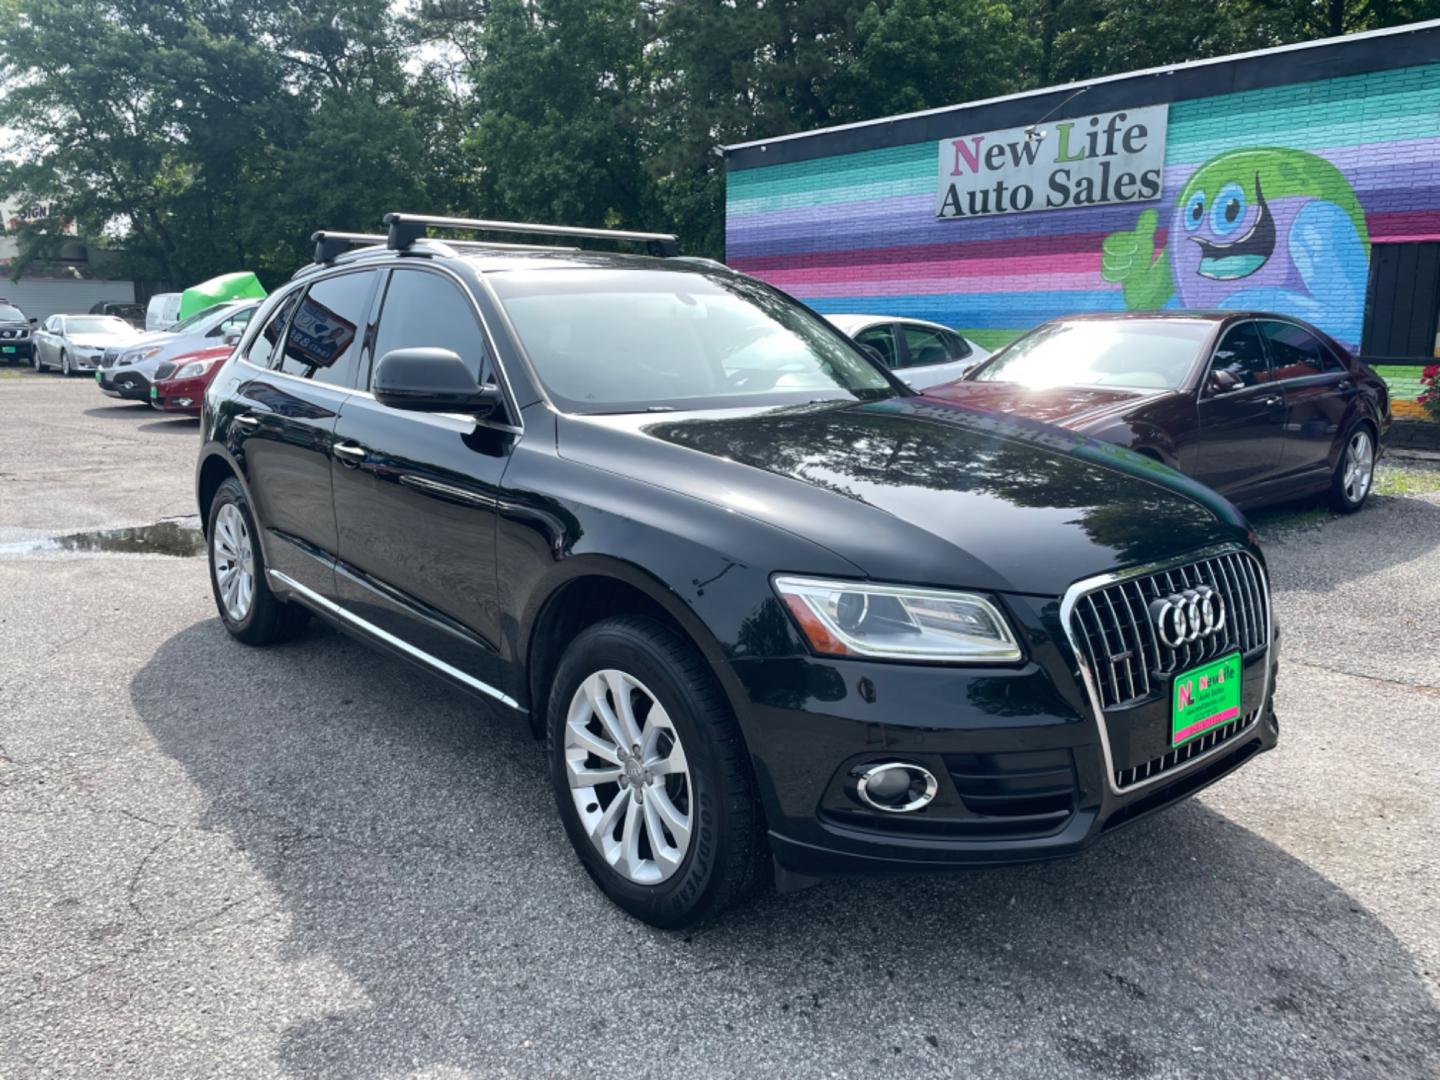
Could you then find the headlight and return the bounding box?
[121,346,162,365]
[173,358,218,380]
[773,576,1021,663]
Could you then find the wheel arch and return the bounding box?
[196,449,247,537]
[520,556,747,741]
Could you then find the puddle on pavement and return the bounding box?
[0,520,206,558]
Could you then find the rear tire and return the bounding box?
[547,615,766,928]
[1328,423,1376,513]
[206,477,310,645]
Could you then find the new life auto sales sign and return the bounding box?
[935,105,1168,219]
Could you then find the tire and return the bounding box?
[60,351,71,377]
[1328,422,1376,514]
[32,351,42,372]
[206,477,310,645]
[547,615,766,928]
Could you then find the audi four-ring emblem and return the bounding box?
[1149,586,1226,648]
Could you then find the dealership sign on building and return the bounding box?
[935,105,1168,219]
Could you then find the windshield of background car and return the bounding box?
[66,316,130,335]
[971,319,1213,390]
[487,268,896,413]
[171,303,233,333]
[0,305,24,321]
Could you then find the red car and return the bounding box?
[149,346,230,414]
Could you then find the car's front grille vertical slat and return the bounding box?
[1069,549,1269,713]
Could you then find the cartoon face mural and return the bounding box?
[1101,148,1371,347]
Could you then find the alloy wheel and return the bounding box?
[61,352,70,376]
[212,503,256,622]
[1342,430,1374,504]
[563,668,693,885]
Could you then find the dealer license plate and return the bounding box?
[149,385,157,398]
[2,346,14,353]
[1171,652,1241,747]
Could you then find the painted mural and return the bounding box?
[726,59,1440,385]
[1102,148,1370,346]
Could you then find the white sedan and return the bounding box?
[824,314,989,391]
[96,300,258,400]
[31,314,143,376]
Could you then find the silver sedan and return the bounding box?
[31,314,143,376]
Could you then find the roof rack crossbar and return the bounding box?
[311,230,388,264]
[382,213,680,257]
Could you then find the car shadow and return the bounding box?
[130,619,1440,1078]
[83,403,153,417]
[136,417,201,434]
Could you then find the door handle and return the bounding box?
[1261,394,1283,407]
[1338,379,1354,391]
[233,413,260,430]
[333,441,367,467]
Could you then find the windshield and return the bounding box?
[972,320,1212,390]
[0,305,24,321]
[171,303,235,333]
[66,316,130,335]
[487,269,896,413]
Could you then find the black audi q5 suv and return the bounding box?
[196,214,1278,927]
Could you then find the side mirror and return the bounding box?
[28,317,37,326]
[223,330,242,346]
[859,343,889,367]
[1207,368,1242,395]
[373,347,501,416]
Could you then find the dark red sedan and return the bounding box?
[149,345,231,415]
[928,312,1390,512]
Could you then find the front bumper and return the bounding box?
[1,340,33,361]
[150,374,208,413]
[736,594,1279,879]
[96,367,151,399]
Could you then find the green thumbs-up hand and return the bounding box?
[1101,209,1174,310]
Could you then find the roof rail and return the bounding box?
[311,230,388,264]
[382,213,680,257]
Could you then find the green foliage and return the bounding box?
[2,0,1435,279]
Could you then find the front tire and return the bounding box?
[32,351,42,372]
[206,477,310,645]
[60,350,71,377]
[548,615,766,928]
[1329,423,1376,513]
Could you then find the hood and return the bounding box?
[560,396,1248,596]
[925,381,1170,429]
[124,329,175,350]
[71,333,138,348]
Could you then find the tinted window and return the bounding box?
[276,272,375,387]
[1261,320,1343,379]
[488,269,893,413]
[245,291,300,369]
[940,330,973,360]
[854,325,897,368]
[371,270,489,384]
[901,324,954,369]
[1207,322,1271,391]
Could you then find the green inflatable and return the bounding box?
[177,272,267,321]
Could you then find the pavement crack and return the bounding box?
[126,830,177,924]
[1285,659,1439,696]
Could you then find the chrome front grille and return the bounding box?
[101,348,120,368]
[1070,550,1269,710]
[153,362,177,381]
[1114,708,1259,789]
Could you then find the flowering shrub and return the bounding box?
[1422,363,1440,422]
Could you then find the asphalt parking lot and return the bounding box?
[2,368,1438,1079]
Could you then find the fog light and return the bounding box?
[854,762,937,813]
[177,397,192,407]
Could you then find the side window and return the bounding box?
[900,324,953,368]
[1206,322,1270,393]
[45,316,59,332]
[209,307,255,339]
[939,329,973,360]
[854,325,897,369]
[276,271,377,387]
[1260,320,1343,379]
[370,269,490,384]
[244,291,300,369]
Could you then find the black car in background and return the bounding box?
[196,216,1278,927]
[0,300,35,364]
[932,312,1390,513]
